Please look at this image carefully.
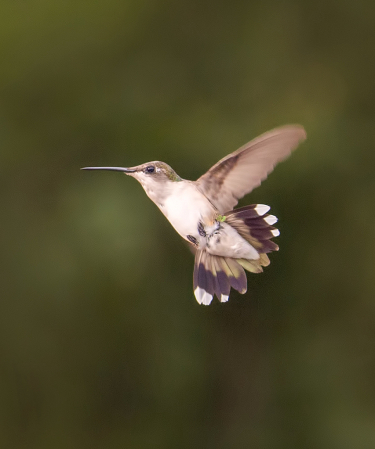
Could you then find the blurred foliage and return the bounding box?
[1,0,375,448]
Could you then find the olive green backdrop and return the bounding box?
[1,1,375,448]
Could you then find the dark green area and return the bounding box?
[1,1,375,448]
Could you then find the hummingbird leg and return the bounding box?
[197,222,207,237]
[187,235,198,246]
[196,220,223,249]
[206,221,222,247]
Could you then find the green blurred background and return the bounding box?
[1,1,375,448]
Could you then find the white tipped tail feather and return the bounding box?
[193,204,280,304]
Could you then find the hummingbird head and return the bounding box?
[130,161,182,184]
[81,161,182,205]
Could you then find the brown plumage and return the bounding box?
[197,125,306,212]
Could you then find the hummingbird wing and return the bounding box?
[196,125,306,213]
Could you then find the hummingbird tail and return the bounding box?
[193,204,280,305]
[193,250,247,305]
[225,204,280,254]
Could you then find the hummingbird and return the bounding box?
[82,125,306,305]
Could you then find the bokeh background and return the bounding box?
[1,1,375,448]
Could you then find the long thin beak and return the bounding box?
[81,167,136,173]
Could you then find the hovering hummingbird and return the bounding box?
[82,125,306,305]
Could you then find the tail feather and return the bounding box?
[193,204,280,305]
[213,257,231,302]
[259,253,270,267]
[223,258,247,294]
[226,204,270,219]
[200,251,215,303]
[194,251,215,305]
[237,258,263,273]
[194,251,246,304]
[210,255,226,301]
[257,239,279,254]
[249,226,279,241]
[225,204,280,254]
[243,215,277,228]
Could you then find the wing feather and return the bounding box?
[196,125,306,212]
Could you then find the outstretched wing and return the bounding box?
[196,125,306,213]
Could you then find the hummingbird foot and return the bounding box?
[187,235,198,246]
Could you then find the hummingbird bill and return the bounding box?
[82,125,306,305]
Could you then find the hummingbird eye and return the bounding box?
[145,165,155,174]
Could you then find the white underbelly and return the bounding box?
[159,184,213,239]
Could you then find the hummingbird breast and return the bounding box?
[158,182,216,240]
